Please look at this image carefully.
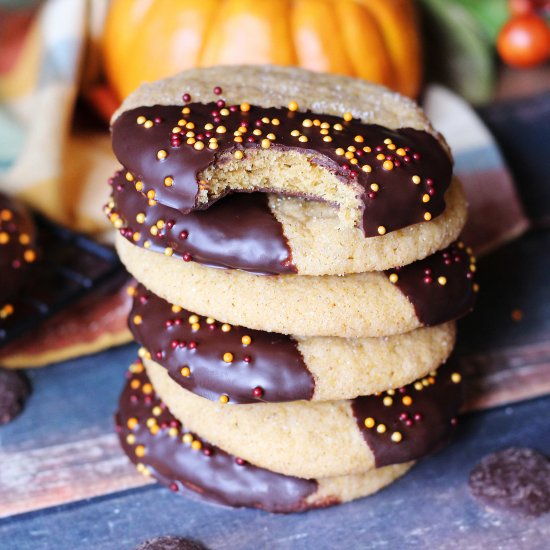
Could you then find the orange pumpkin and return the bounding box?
[102,0,422,101]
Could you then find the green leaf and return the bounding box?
[452,0,510,42]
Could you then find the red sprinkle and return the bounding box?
[213,86,222,95]
[252,386,264,398]
[182,93,191,103]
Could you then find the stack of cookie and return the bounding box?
[107,66,477,513]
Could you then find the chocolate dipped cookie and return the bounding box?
[108,65,467,276]
[143,357,462,479]
[117,237,477,338]
[129,283,456,403]
[117,362,413,513]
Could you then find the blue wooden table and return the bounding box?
[1,226,549,550]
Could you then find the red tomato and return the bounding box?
[498,13,550,67]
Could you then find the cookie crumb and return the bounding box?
[133,536,208,550]
[0,367,30,425]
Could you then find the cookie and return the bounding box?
[0,367,30,424]
[469,448,550,517]
[129,283,456,403]
[117,364,413,513]
[143,357,462,479]
[0,281,132,369]
[117,236,477,337]
[111,66,452,239]
[0,192,38,321]
[108,169,466,275]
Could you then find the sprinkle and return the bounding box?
[221,323,231,332]
[391,432,403,443]
[298,135,308,143]
[135,445,146,457]
[383,396,393,407]
[335,148,345,156]
[133,315,143,325]
[135,181,143,191]
[234,150,244,160]
[241,335,252,346]
[143,120,153,128]
[343,112,352,121]
[370,183,379,192]
[223,352,234,363]
[412,175,421,184]
[354,135,364,143]
[163,176,174,188]
[288,101,298,111]
[194,141,205,150]
[216,126,226,134]
[125,172,134,182]
[376,424,387,434]
[402,396,413,406]
[389,273,399,284]
[240,102,250,112]
[157,150,167,160]
[377,226,386,235]
[323,136,332,142]
[181,367,191,377]
[382,160,394,171]
[188,315,199,324]
[261,138,271,149]
[191,440,203,450]
[206,317,215,324]
[126,434,136,444]
[127,417,138,430]
[136,116,146,125]
[219,395,229,404]
[424,212,432,221]
[438,276,447,286]
[182,433,193,444]
[364,417,375,429]
[422,194,430,203]
[362,165,372,173]
[164,247,173,256]
[451,372,462,383]
[290,130,300,137]
[302,119,313,128]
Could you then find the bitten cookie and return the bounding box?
[109,65,464,275]
[117,236,477,337]
[144,357,462,479]
[129,283,456,403]
[108,170,466,275]
[117,363,413,513]
[0,192,38,321]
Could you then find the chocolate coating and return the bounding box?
[0,192,37,308]
[111,102,452,237]
[385,241,478,326]
[116,363,319,512]
[108,171,294,274]
[469,447,550,517]
[352,364,462,467]
[133,537,208,550]
[0,367,30,424]
[129,284,313,404]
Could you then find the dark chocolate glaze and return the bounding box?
[129,284,314,404]
[352,363,463,467]
[116,363,320,512]
[0,192,37,307]
[385,241,478,326]
[108,170,295,274]
[111,102,452,237]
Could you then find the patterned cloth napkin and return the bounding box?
[0,0,529,252]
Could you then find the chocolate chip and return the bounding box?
[469,447,550,517]
[133,536,208,550]
[0,367,30,425]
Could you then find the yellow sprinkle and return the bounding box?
[383,396,393,407]
[422,194,430,203]
[135,445,146,457]
[152,406,162,416]
[172,305,182,313]
[191,322,200,331]
[194,141,205,151]
[383,160,394,171]
[376,424,387,434]
[402,396,413,406]
[143,120,153,129]
[387,144,396,150]
[261,138,271,149]
[364,417,375,429]
[0,232,9,244]
[221,323,231,333]
[241,335,252,346]
[298,135,308,143]
[271,118,280,125]
[126,434,136,444]
[142,383,153,395]
[451,372,462,384]
[136,116,146,125]
[135,181,143,192]
[354,135,364,143]
[220,108,230,116]
[323,136,332,142]
[133,315,142,325]
[149,226,158,236]
[206,317,215,324]
[288,101,298,111]
[240,102,250,112]
[362,165,372,173]
[223,352,234,363]
[188,314,199,324]
[234,150,244,160]
[266,133,276,140]
[302,119,313,128]
[164,247,173,257]
[335,148,345,156]
[377,226,386,235]
[343,112,352,121]
[473,283,480,293]
[219,395,229,404]
[424,212,432,221]
[396,148,406,156]
[132,232,141,242]
[253,129,262,136]
[146,189,156,200]
[389,273,399,284]
[438,276,447,286]
[412,175,421,184]
[345,151,354,160]
[157,150,167,160]
[127,418,138,430]
[191,440,202,450]
[370,183,379,192]
[182,433,193,444]
[125,172,134,182]
[136,213,146,224]
[391,432,403,443]
[216,126,226,134]
[146,418,156,428]
[181,367,191,377]
[291,130,300,137]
